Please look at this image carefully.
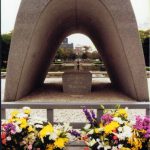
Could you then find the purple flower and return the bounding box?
[133,116,144,130]
[144,129,150,139]
[69,130,81,137]
[90,110,96,120]
[143,117,150,130]
[101,114,113,124]
[4,123,16,134]
[83,108,93,125]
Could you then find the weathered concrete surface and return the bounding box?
[63,71,92,94]
[5,0,149,101]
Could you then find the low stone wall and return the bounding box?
[62,71,92,94]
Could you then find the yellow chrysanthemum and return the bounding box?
[39,123,54,141]
[131,148,138,150]
[94,128,100,133]
[104,121,119,134]
[23,107,31,114]
[99,123,103,128]
[56,129,61,136]
[120,147,130,150]
[28,125,34,132]
[20,118,28,129]
[114,109,128,118]
[46,144,54,150]
[8,118,16,123]
[134,138,142,149]
[128,136,142,150]
[54,138,68,149]
[11,110,19,117]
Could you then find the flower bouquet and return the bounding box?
[80,106,150,150]
[1,107,73,150]
[1,107,36,150]
[33,122,72,150]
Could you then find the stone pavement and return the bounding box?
[1,77,149,123]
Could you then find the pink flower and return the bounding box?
[101,114,113,124]
[11,130,16,134]
[144,129,150,139]
[22,141,26,144]
[133,116,144,130]
[143,117,150,130]
[28,144,32,150]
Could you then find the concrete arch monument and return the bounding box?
[4,0,149,101]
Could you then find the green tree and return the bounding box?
[55,48,77,61]
[142,37,149,66]
[81,52,88,60]
[1,32,12,69]
[139,30,150,66]
[139,30,150,43]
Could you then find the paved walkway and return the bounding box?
[1,78,135,102]
[1,77,150,102]
[1,78,149,122]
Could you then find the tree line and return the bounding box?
[1,30,149,69]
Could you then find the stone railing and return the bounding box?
[1,101,150,128]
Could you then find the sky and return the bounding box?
[1,0,150,50]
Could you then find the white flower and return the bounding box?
[89,139,96,146]
[15,124,22,133]
[97,144,103,149]
[104,145,111,150]
[125,107,128,112]
[118,144,123,149]
[66,133,75,141]
[35,124,43,128]
[1,120,6,124]
[49,132,58,140]
[97,141,106,149]
[87,129,94,135]
[23,107,30,110]
[118,127,123,132]
[6,136,11,141]
[54,124,63,130]
[122,126,132,138]
[112,146,118,150]
[96,138,100,142]
[114,125,132,140]
[84,124,91,130]
[113,117,124,124]
[63,122,72,132]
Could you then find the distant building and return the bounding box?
[74,45,92,55]
[74,45,85,55]
[60,38,73,49]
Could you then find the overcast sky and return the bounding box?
[1,0,150,49]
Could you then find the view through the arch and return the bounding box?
[44,33,111,94]
[17,33,139,102]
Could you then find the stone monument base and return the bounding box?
[62,71,92,94]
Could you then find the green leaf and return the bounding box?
[115,104,120,109]
[99,105,105,110]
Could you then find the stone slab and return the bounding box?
[62,71,92,94]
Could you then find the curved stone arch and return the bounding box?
[4,0,149,101]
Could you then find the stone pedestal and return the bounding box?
[62,71,92,94]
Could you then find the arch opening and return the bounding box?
[44,33,111,93]
[19,33,133,102]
